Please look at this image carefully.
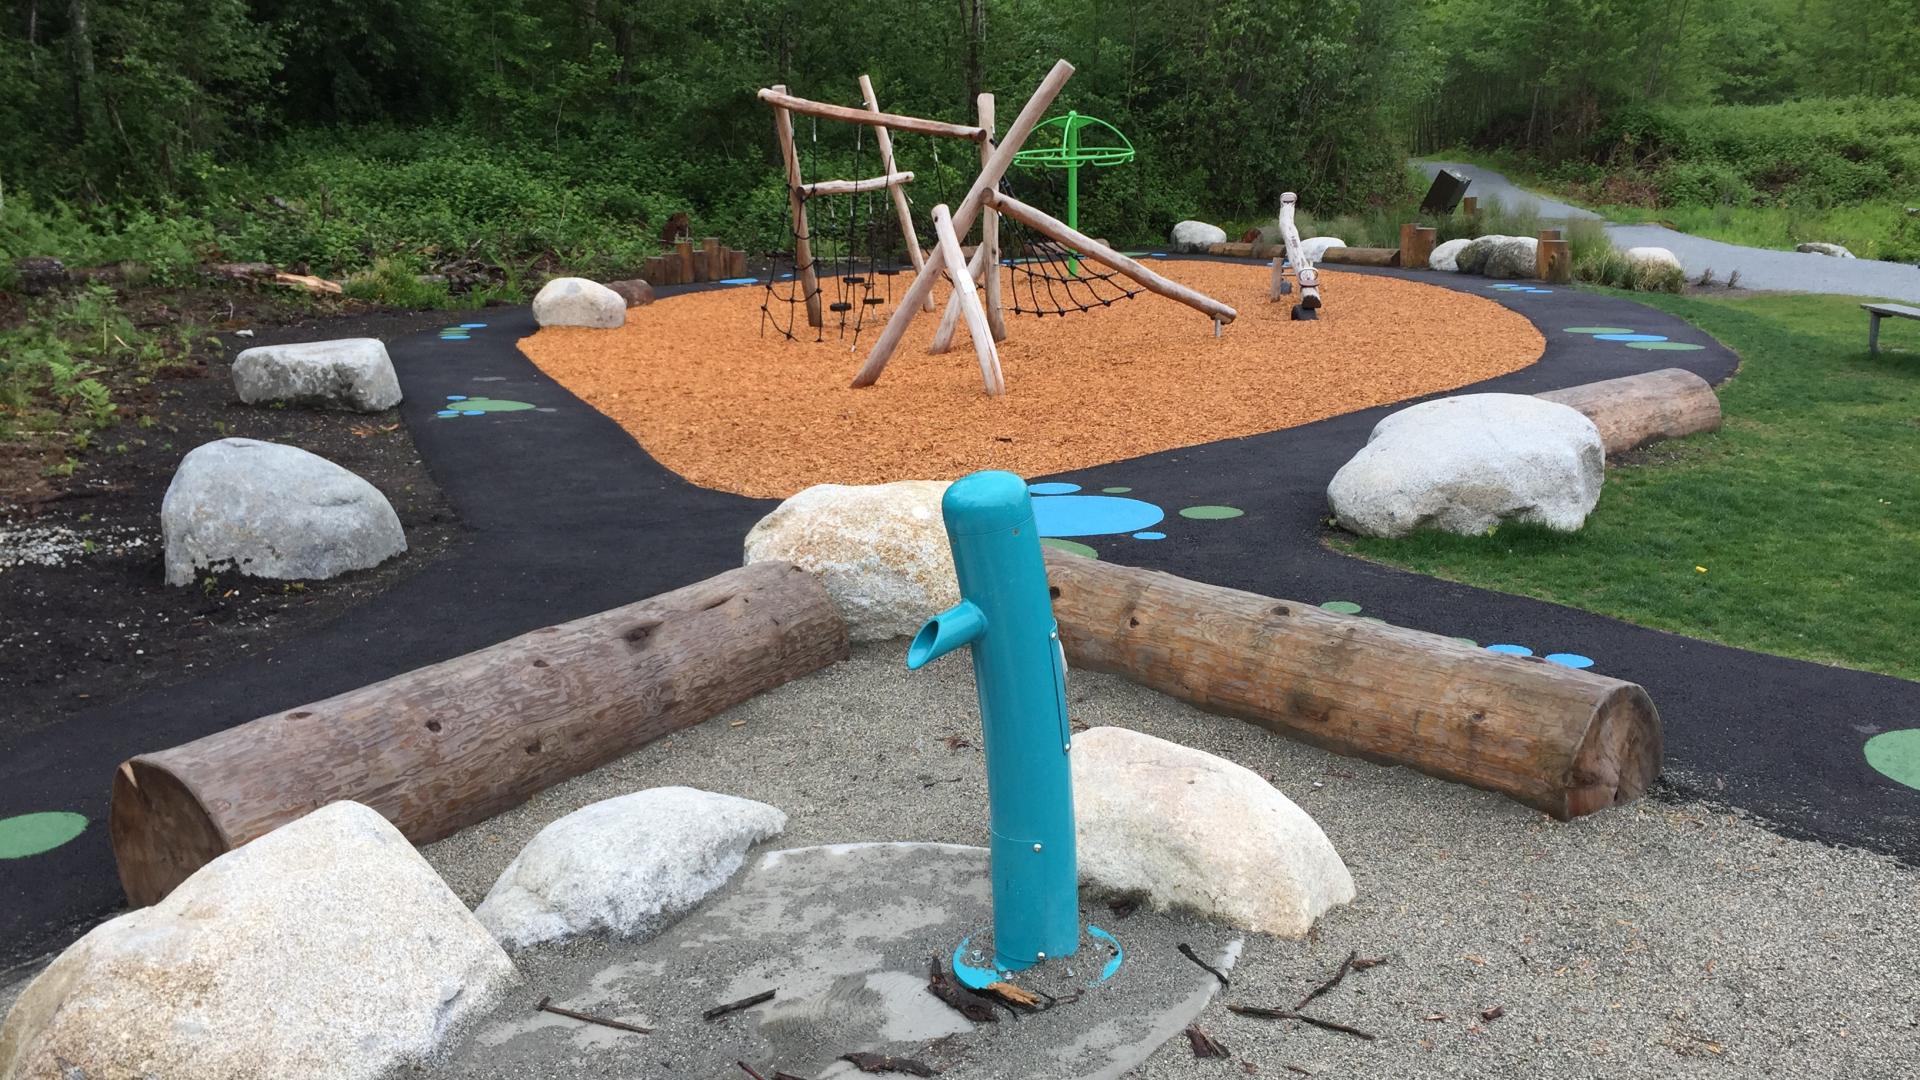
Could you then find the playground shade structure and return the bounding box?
[518,262,1544,498]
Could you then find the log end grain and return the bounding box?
[111,759,233,908]
[1561,683,1663,819]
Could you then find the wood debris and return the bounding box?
[1184,1022,1230,1058]
[925,955,999,1023]
[840,1051,939,1076]
[703,988,776,1021]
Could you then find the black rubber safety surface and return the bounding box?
[3,266,1914,972]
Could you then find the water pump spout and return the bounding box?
[906,600,987,670]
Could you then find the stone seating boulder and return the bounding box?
[232,338,401,412]
[533,277,626,328]
[1170,220,1228,252]
[1327,393,1605,538]
[161,438,405,585]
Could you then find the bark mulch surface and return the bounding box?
[0,291,470,742]
[518,263,1546,498]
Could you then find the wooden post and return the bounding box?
[1462,196,1478,216]
[932,203,1004,395]
[771,85,824,327]
[929,245,988,355]
[1536,228,1571,282]
[676,238,694,285]
[989,190,1238,324]
[1268,256,1288,302]
[701,236,722,282]
[759,87,989,143]
[109,563,850,906]
[1536,368,1721,455]
[978,93,1006,342]
[1042,551,1662,820]
[859,74,936,313]
[728,248,747,278]
[1400,223,1436,270]
[852,59,1075,389]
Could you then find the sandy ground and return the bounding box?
[518,264,1544,497]
[422,643,1919,1080]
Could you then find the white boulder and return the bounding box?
[161,438,405,586]
[1457,235,1539,278]
[1072,727,1354,937]
[1428,237,1472,272]
[744,480,955,641]
[1327,393,1605,538]
[1169,220,1227,252]
[0,802,515,1080]
[475,787,786,949]
[1298,236,1347,263]
[1625,246,1682,271]
[532,276,626,329]
[1796,242,1855,259]
[232,338,401,412]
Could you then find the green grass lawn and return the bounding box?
[1335,291,1920,681]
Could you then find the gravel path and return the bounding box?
[422,643,1920,1080]
[1417,160,1920,303]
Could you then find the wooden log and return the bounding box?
[1461,196,1478,216]
[1269,256,1288,303]
[692,249,710,282]
[800,171,916,198]
[771,85,824,327]
[929,244,989,355]
[1209,241,1257,258]
[859,75,936,313]
[702,237,722,282]
[728,248,748,278]
[1535,367,1721,455]
[1400,224,1436,270]
[1317,246,1400,267]
[988,190,1237,325]
[757,87,988,143]
[932,204,1004,395]
[852,59,1075,388]
[1042,551,1661,820]
[109,563,850,906]
[677,238,695,284]
[1538,237,1572,283]
[978,93,1007,342]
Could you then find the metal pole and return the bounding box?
[1065,112,1081,277]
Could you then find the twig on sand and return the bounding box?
[841,1051,940,1076]
[1293,950,1387,1010]
[736,1063,771,1080]
[1185,1022,1231,1058]
[926,955,1001,1023]
[704,989,776,1021]
[1178,942,1231,988]
[1227,1004,1377,1041]
[533,995,651,1035]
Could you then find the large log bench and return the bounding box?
[1862,302,1920,356]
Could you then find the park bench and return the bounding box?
[1862,302,1920,356]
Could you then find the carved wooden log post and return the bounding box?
[110,563,850,906]
[1536,367,1721,455]
[1537,228,1573,283]
[978,92,1007,342]
[1042,551,1662,820]
[932,203,1005,395]
[1400,224,1436,270]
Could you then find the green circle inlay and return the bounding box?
[0,812,89,859]
[454,398,537,412]
[1101,486,1132,494]
[1179,505,1244,521]
[1319,600,1363,614]
[1562,326,1636,335]
[1626,341,1707,351]
[1864,729,1920,790]
[1040,538,1099,560]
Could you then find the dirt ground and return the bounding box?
[519,263,1545,498]
[0,287,469,741]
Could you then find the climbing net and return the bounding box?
[996,177,1141,318]
[760,112,902,348]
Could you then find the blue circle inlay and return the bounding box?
[436,410,459,417]
[1032,495,1165,538]
[460,322,487,328]
[1132,531,1166,540]
[1545,653,1595,669]
[447,395,469,401]
[1594,333,1668,342]
[719,277,760,285]
[461,410,484,416]
[1028,482,1082,496]
[1486,643,1534,657]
